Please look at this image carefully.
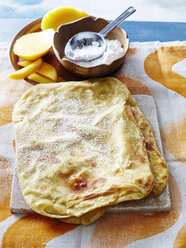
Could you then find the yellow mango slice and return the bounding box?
[41,7,88,31]
[28,73,54,84]
[8,59,42,80]
[18,60,31,67]
[13,29,54,60]
[18,61,57,81]
[37,62,58,81]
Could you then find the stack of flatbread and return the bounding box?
[13,77,169,225]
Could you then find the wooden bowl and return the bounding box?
[53,16,129,78]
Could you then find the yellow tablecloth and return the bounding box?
[0,41,185,248]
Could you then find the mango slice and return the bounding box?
[13,29,54,60]
[28,73,54,84]
[37,62,58,81]
[18,61,57,81]
[18,60,31,67]
[41,7,88,31]
[8,59,42,80]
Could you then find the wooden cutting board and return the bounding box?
[10,95,171,214]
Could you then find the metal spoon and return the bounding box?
[64,6,136,62]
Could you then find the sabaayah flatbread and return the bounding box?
[13,77,154,219]
[62,96,170,224]
[130,97,169,195]
[59,206,108,225]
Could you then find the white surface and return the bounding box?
[172,59,186,78]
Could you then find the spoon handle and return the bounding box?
[99,6,136,37]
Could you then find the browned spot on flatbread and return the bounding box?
[173,224,186,248]
[0,105,14,126]
[162,175,168,180]
[84,193,98,200]
[125,189,134,195]
[131,109,138,117]
[137,179,143,184]
[69,176,87,191]
[58,169,75,179]
[141,121,149,128]
[146,141,154,151]
[140,157,146,163]
[2,214,78,248]
[90,173,181,248]
[91,162,97,167]
[161,162,167,168]
[144,46,186,97]
[0,155,13,222]
[161,117,186,165]
[116,76,152,95]
[84,185,116,200]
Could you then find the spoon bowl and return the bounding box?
[64,31,107,62]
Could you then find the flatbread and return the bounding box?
[59,206,107,225]
[58,95,169,224]
[130,97,169,195]
[13,77,154,219]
